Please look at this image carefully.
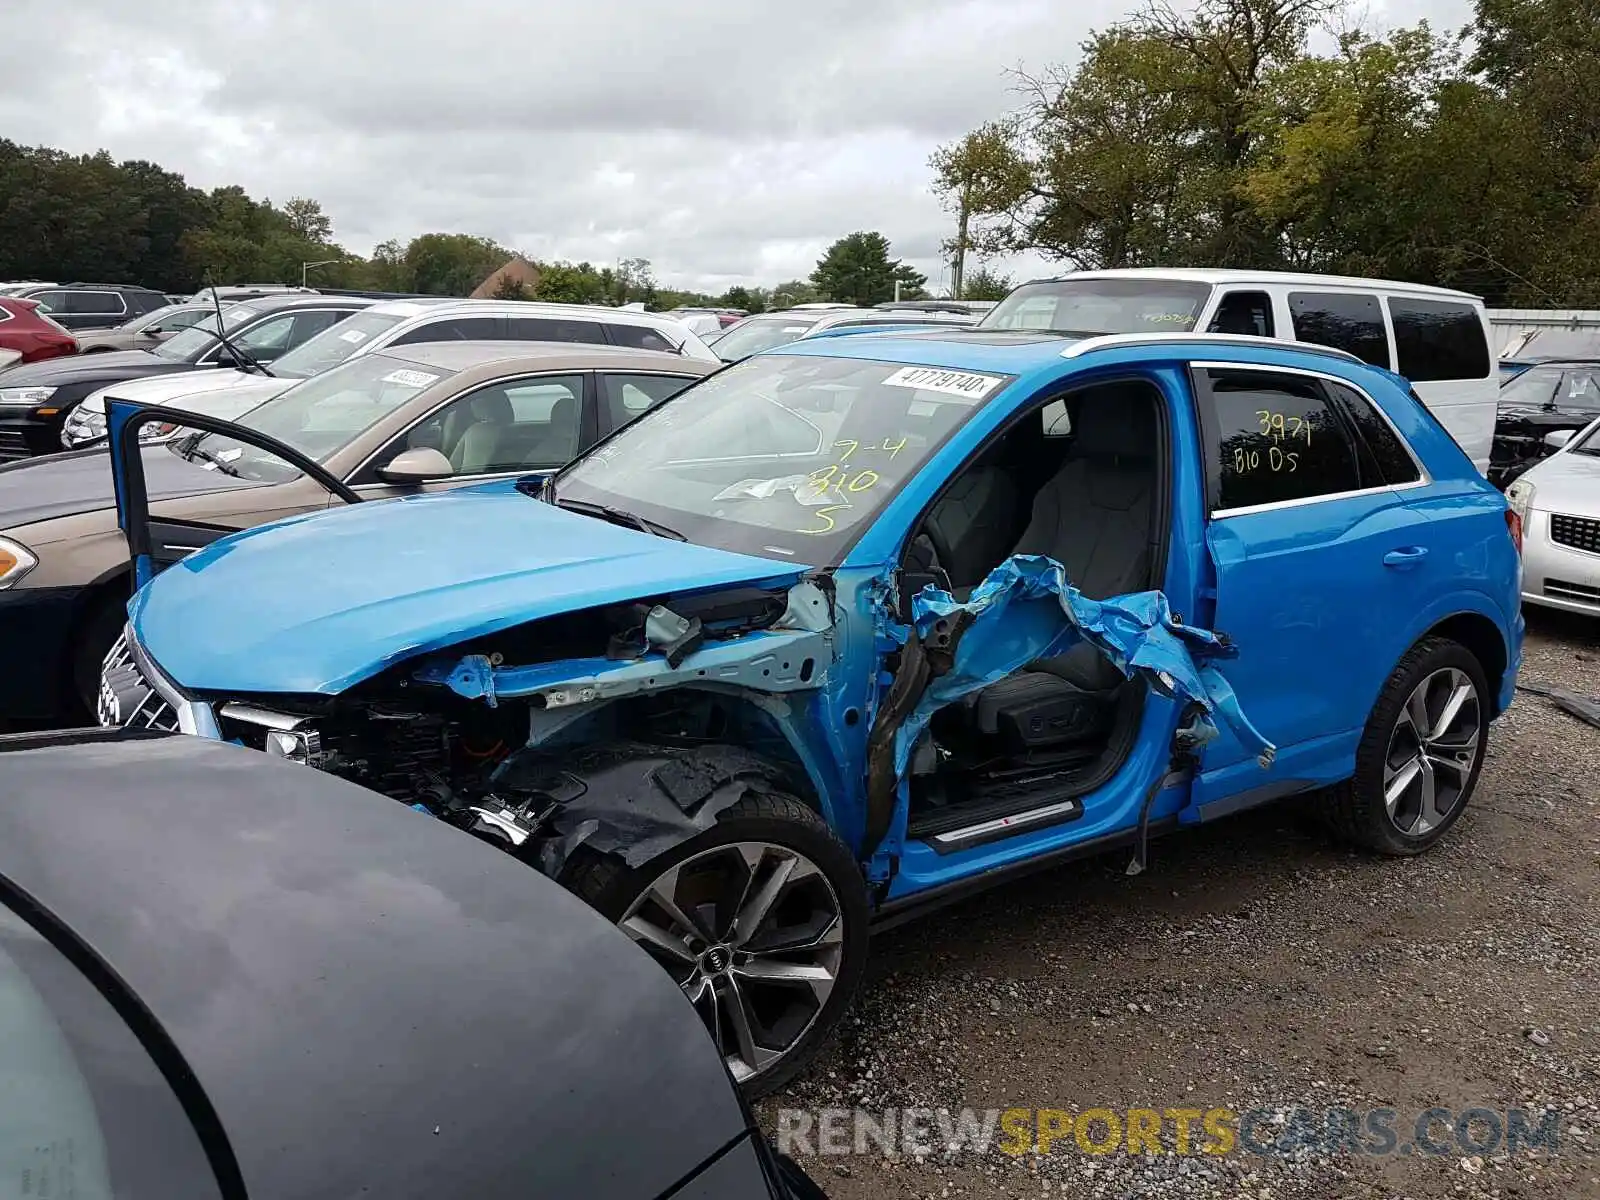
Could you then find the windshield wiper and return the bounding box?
[554,496,686,541]
[180,442,240,476]
[203,279,275,378]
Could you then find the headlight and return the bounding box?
[0,386,57,408]
[65,398,179,447]
[62,406,107,447]
[1505,478,1536,522]
[0,536,38,589]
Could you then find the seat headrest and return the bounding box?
[548,394,576,425]
[470,391,514,424]
[1072,393,1157,460]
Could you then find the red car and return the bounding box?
[0,297,77,367]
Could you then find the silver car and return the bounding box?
[1507,416,1600,616]
[73,304,219,354]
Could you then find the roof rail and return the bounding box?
[1060,332,1365,365]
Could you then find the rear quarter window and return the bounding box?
[1194,367,1365,511]
[1288,291,1390,369]
[1388,298,1490,382]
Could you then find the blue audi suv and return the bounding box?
[98,328,1523,1095]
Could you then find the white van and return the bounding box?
[980,269,1498,473]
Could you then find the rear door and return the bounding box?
[597,371,700,435]
[1190,363,1436,810]
[60,290,130,331]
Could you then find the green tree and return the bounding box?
[811,232,927,306]
[402,233,517,296]
[769,280,820,308]
[929,120,1032,295]
[282,197,333,243]
[532,260,608,304]
[960,266,1015,300]
[493,275,531,300]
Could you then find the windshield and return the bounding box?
[152,303,262,361]
[979,278,1213,335]
[1569,419,1600,455]
[710,315,826,360]
[1510,329,1600,361]
[126,304,184,331]
[270,310,405,379]
[1499,365,1600,412]
[555,353,1008,561]
[169,351,453,482]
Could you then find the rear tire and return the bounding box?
[562,790,869,1098]
[1322,637,1489,855]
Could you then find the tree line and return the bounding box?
[930,0,1600,307]
[0,137,960,311]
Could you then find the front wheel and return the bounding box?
[562,791,869,1097]
[1322,637,1490,855]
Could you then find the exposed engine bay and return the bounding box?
[209,577,841,875]
[197,559,1272,884]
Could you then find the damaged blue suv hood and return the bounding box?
[129,486,806,695]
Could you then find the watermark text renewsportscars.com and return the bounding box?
[775,1106,1564,1160]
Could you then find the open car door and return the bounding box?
[107,398,362,588]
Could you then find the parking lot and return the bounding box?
[769,610,1600,1200]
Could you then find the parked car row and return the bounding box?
[0,295,720,458]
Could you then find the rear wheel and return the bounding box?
[1322,637,1489,855]
[563,791,869,1097]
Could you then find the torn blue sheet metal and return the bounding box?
[892,555,1275,777]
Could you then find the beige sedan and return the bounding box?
[0,341,715,723]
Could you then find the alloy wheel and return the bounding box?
[618,841,844,1084]
[1382,667,1482,837]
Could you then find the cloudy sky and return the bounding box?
[1,0,1471,293]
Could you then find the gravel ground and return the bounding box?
[764,609,1600,1200]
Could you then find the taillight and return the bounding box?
[25,337,76,364]
[1505,508,1523,554]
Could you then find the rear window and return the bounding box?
[506,316,608,345]
[1389,298,1490,382]
[1288,292,1390,368]
[64,291,127,315]
[607,324,679,353]
[979,278,1213,335]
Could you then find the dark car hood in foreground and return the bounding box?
[130,483,807,695]
[0,444,267,531]
[0,347,192,387]
[0,735,749,1200]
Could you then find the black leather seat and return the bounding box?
[966,394,1158,749]
[918,466,1020,597]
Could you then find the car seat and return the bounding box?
[963,391,1158,750]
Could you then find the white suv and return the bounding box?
[65,299,718,446]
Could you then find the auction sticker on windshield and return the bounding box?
[339,329,368,344]
[381,369,440,388]
[881,366,1004,401]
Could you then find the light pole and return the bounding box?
[301,259,341,287]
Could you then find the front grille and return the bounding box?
[97,633,181,731]
[1549,513,1600,555]
[0,428,30,461]
[1545,578,1600,604]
